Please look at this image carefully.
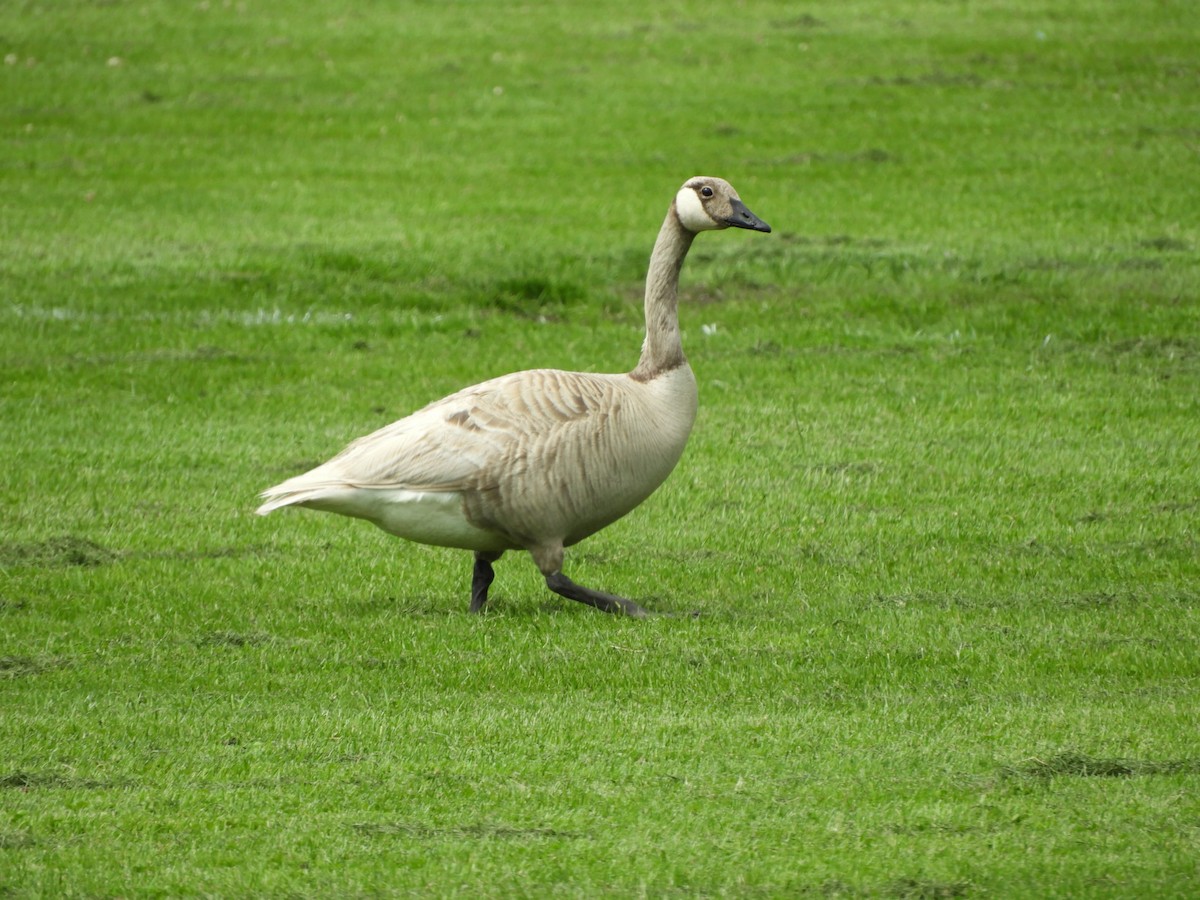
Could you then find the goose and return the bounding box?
[257,176,771,617]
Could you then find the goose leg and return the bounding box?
[470,551,503,613]
[530,543,648,618]
[545,571,649,619]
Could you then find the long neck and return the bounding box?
[630,203,695,382]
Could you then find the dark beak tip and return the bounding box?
[739,216,771,234]
[728,199,771,233]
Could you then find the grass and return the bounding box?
[2,0,1199,896]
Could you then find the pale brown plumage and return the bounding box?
[257,177,771,616]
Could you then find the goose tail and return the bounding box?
[256,484,312,516]
[255,473,344,516]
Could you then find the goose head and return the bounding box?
[674,176,772,234]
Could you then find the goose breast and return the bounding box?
[467,363,699,548]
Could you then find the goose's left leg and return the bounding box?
[470,550,503,613]
[531,544,649,618]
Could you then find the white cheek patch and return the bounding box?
[675,186,720,232]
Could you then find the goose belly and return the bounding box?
[304,487,511,552]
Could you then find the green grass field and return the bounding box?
[3,0,1198,895]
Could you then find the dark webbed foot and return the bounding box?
[544,572,649,618]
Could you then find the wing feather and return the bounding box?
[257,368,628,511]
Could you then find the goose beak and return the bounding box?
[726,199,771,233]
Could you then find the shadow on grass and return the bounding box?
[883,878,972,899]
[0,655,71,678]
[1001,751,1200,779]
[0,536,277,569]
[0,536,115,568]
[352,821,584,841]
[196,630,274,648]
[0,831,37,849]
[0,771,128,791]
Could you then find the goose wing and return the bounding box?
[257,368,622,510]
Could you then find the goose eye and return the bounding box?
[700,185,714,198]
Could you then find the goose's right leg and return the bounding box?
[470,550,503,613]
[545,572,649,618]
[531,544,649,618]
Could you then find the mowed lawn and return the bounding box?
[2,1,1198,896]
